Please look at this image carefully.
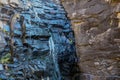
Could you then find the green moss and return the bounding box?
[0,53,11,64]
[111,0,120,3]
[69,39,73,44]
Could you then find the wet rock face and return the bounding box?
[62,0,120,80]
[0,0,77,80]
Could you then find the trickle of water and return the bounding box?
[47,77,50,80]
[49,36,61,80]
[51,0,60,4]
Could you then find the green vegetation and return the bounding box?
[0,53,11,64]
[111,0,120,3]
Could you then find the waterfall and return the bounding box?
[49,36,61,80]
[51,0,60,4]
[0,0,77,79]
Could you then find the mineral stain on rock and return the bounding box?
[0,0,78,80]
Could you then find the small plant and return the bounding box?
[0,53,11,64]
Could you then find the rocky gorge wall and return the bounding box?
[0,0,78,80]
[61,0,120,80]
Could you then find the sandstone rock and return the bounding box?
[62,0,120,80]
[0,0,8,5]
[9,0,20,4]
[0,0,20,5]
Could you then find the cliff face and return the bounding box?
[62,0,120,80]
[0,0,77,80]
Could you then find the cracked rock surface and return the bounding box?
[0,0,77,80]
[62,0,120,80]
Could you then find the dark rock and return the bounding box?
[0,73,7,79]
[33,70,44,78]
[32,48,49,57]
[0,0,77,80]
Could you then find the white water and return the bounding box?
[51,0,60,4]
[49,36,61,80]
